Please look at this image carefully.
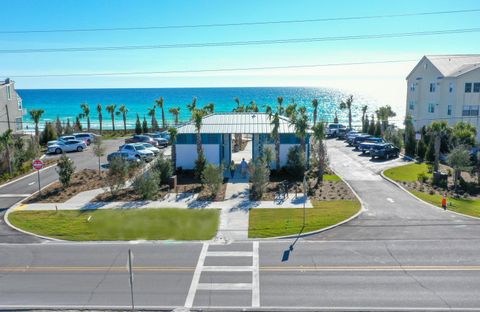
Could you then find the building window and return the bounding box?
[462,105,479,116]
[474,83,480,93]
[17,99,22,110]
[15,117,22,130]
[428,103,435,113]
[6,85,11,100]
[449,82,454,93]
[409,101,415,110]
[429,83,436,92]
[410,83,416,92]
[465,83,472,93]
[447,105,452,116]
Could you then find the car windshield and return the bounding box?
[143,143,153,148]
[135,145,146,150]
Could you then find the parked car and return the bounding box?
[118,143,155,162]
[47,140,87,154]
[337,128,351,140]
[352,134,372,149]
[346,131,361,145]
[107,151,142,164]
[140,142,161,155]
[146,133,169,147]
[370,143,400,160]
[74,133,97,145]
[359,137,386,153]
[125,135,159,147]
[327,123,347,137]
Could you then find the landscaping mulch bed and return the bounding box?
[26,169,107,203]
[91,187,169,202]
[171,170,227,201]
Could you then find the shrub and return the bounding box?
[194,151,207,181]
[105,157,129,195]
[135,114,142,135]
[153,153,173,185]
[285,145,305,180]
[427,164,434,173]
[250,157,270,200]
[417,172,429,183]
[57,154,75,187]
[416,139,427,160]
[40,122,57,146]
[133,170,159,200]
[201,163,224,197]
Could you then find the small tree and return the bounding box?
[249,157,270,200]
[374,119,382,137]
[153,153,173,185]
[133,170,159,200]
[57,154,75,188]
[404,115,416,157]
[452,121,476,147]
[447,145,472,192]
[194,151,207,181]
[416,137,427,160]
[92,136,106,175]
[74,116,83,132]
[40,122,57,146]
[135,114,142,135]
[64,118,73,135]
[201,163,224,197]
[55,116,63,136]
[363,114,369,133]
[142,116,148,134]
[368,114,375,135]
[286,145,305,180]
[105,157,129,196]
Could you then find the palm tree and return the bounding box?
[29,109,45,140]
[285,101,297,119]
[116,104,128,135]
[203,103,215,114]
[361,105,368,126]
[147,106,158,131]
[247,100,259,112]
[105,104,116,132]
[97,103,103,134]
[155,97,166,129]
[428,121,451,172]
[0,129,13,175]
[193,109,207,157]
[267,105,281,172]
[339,95,354,129]
[187,97,197,116]
[233,97,245,112]
[312,122,326,181]
[80,103,91,132]
[291,106,309,154]
[169,107,181,125]
[168,127,178,169]
[312,99,319,126]
[376,105,396,134]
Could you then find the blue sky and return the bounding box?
[1,0,480,113]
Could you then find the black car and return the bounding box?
[352,134,371,149]
[370,143,400,160]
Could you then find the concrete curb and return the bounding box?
[380,168,480,221]
[0,163,56,190]
[255,166,366,240]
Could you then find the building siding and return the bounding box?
[0,80,23,134]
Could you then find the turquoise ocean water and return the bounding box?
[18,87,379,130]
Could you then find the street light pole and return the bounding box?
[303,175,307,228]
[128,249,134,311]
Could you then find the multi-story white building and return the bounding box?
[0,78,24,134]
[406,55,480,139]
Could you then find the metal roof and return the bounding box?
[177,112,298,134]
[407,55,480,79]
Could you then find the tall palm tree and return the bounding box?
[267,105,281,172]
[105,104,116,132]
[187,97,197,117]
[361,105,368,126]
[147,106,158,131]
[339,95,354,129]
[168,126,178,170]
[169,107,181,125]
[428,121,451,172]
[0,129,13,175]
[291,106,309,154]
[312,99,319,126]
[376,105,396,134]
[285,101,297,119]
[203,103,215,114]
[193,109,207,157]
[312,122,326,181]
[233,97,245,112]
[97,103,103,134]
[277,96,284,110]
[247,100,259,112]
[80,103,91,132]
[28,109,45,140]
[155,97,166,129]
[116,104,128,135]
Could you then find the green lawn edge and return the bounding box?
[383,163,432,182]
[248,200,361,238]
[9,208,220,241]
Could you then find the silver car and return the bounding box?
[140,143,161,156]
[47,140,87,154]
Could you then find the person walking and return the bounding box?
[229,160,236,178]
[241,158,248,178]
[442,193,447,211]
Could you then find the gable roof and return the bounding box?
[407,55,480,79]
[177,112,298,134]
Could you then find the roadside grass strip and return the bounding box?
[411,190,480,218]
[383,163,432,182]
[248,200,361,238]
[8,208,220,241]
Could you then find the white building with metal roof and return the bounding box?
[175,112,310,170]
[406,55,480,138]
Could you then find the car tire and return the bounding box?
[77,146,83,152]
[55,148,62,154]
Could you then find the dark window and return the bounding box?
[465,83,472,93]
[474,83,480,93]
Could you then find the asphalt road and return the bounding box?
[1,138,480,310]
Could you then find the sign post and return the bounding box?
[127,249,134,311]
[32,159,44,195]
[303,175,307,228]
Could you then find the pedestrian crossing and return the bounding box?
[185,242,260,308]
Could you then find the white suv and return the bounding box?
[327,123,346,137]
[119,143,155,162]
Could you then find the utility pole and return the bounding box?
[128,249,135,311]
[5,104,11,130]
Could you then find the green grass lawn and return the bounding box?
[383,163,432,182]
[248,200,361,238]
[323,174,341,182]
[9,208,220,241]
[411,191,480,218]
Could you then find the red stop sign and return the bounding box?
[32,159,44,170]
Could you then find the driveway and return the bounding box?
[307,139,480,241]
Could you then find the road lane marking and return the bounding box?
[387,197,394,203]
[28,181,35,186]
[252,241,260,308]
[14,204,29,211]
[0,194,30,198]
[197,283,252,290]
[206,251,253,257]
[184,242,208,308]
[202,266,254,272]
